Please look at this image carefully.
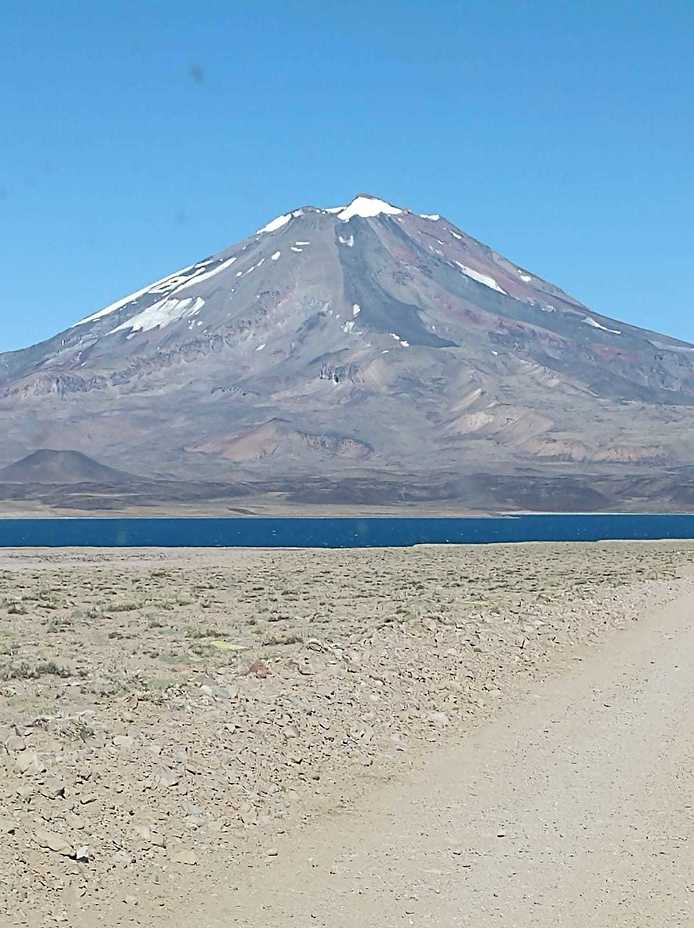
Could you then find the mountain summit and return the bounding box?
[2,192,694,511]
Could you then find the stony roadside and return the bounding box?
[1,541,693,926]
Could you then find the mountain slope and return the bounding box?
[0,450,135,484]
[2,193,693,511]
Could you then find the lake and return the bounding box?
[1,513,694,547]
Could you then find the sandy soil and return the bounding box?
[1,542,693,926]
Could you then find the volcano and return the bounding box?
[2,192,694,512]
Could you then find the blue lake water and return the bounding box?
[1,513,694,548]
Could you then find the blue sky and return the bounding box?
[2,0,693,351]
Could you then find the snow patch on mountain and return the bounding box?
[256,213,292,234]
[241,258,266,277]
[110,297,205,335]
[583,316,622,335]
[455,262,507,294]
[420,213,440,221]
[172,255,238,293]
[337,196,402,221]
[259,195,400,227]
[73,266,195,327]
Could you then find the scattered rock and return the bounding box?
[0,817,17,835]
[247,659,271,679]
[154,767,182,789]
[34,829,75,858]
[112,734,135,750]
[41,779,66,799]
[15,752,46,776]
[170,847,198,866]
[133,823,166,848]
[5,733,26,753]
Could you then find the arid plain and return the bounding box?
[1,541,693,926]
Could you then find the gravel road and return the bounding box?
[196,589,694,927]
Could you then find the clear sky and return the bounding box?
[2,0,693,351]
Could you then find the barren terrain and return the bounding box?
[1,542,693,926]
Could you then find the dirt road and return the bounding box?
[192,590,694,927]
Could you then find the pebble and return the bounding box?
[41,779,66,800]
[0,817,17,835]
[154,768,181,789]
[34,829,75,858]
[15,752,46,776]
[112,735,135,750]
[247,659,271,679]
[5,734,27,753]
[170,848,198,866]
[134,824,166,848]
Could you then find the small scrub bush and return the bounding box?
[186,626,222,639]
[0,660,72,681]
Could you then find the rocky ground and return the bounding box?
[1,542,693,926]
